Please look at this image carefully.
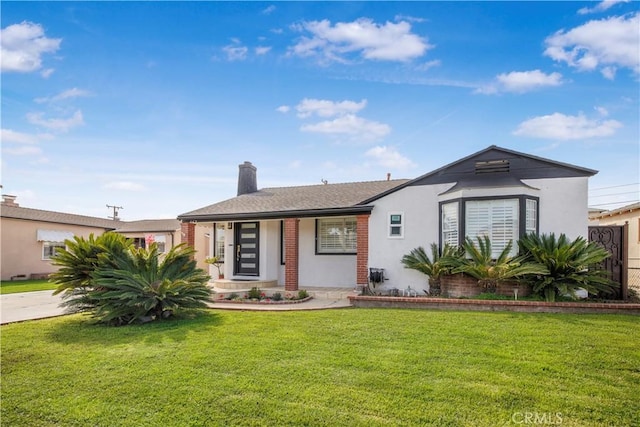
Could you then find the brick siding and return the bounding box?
[356,214,370,286]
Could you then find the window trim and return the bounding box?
[315,217,357,255]
[388,212,404,239]
[439,195,539,250]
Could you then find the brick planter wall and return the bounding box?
[348,296,640,315]
[441,274,533,298]
[441,274,481,298]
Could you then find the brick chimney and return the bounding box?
[237,161,258,196]
[1,195,18,207]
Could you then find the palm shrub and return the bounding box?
[454,236,548,292]
[50,232,132,312]
[401,243,463,295]
[518,233,617,302]
[51,236,212,325]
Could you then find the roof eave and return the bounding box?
[178,205,374,222]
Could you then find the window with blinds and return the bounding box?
[439,196,538,256]
[441,202,459,248]
[465,199,519,257]
[317,217,357,254]
[525,199,537,235]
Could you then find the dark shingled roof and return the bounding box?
[1,205,119,229]
[114,219,181,233]
[178,179,410,221]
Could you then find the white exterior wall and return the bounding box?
[298,218,356,287]
[523,177,590,239]
[368,183,453,293]
[368,176,591,293]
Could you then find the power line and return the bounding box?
[589,183,639,192]
[589,191,639,198]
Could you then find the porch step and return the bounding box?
[213,279,278,290]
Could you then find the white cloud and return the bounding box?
[289,18,432,63]
[1,128,44,144]
[415,59,441,71]
[513,112,623,140]
[476,70,563,94]
[40,68,54,78]
[26,110,84,132]
[365,146,416,170]
[103,181,147,192]
[1,21,61,73]
[289,160,302,169]
[262,5,276,15]
[34,87,91,104]
[3,145,43,156]
[276,105,290,113]
[578,0,629,15]
[255,46,271,55]
[544,13,639,77]
[296,98,367,118]
[301,114,391,142]
[223,44,248,61]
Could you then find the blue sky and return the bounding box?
[2,1,638,220]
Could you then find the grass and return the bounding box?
[2,309,639,426]
[0,279,57,295]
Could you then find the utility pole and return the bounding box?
[106,204,123,221]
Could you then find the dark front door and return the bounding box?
[234,222,260,276]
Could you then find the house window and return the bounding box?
[525,199,537,235]
[154,235,167,253]
[388,212,404,238]
[316,217,357,254]
[214,223,225,261]
[133,238,146,249]
[42,242,65,260]
[440,196,538,257]
[465,199,519,257]
[441,202,459,247]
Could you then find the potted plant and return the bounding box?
[204,256,224,279]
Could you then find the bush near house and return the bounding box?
[518,233,617,302]
[50,232,212,325]
[402,233,619,302]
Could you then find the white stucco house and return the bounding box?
[177,146,597,294]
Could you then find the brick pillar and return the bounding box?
[181,222,196,249]
[356,214,370,288]
[284,218,299,291]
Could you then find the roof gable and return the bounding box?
[409,145,597,187]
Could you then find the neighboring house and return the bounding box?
[114,219,182,254]
[589,202,640,290]
[0,195,118,280]
[0,196,185,281]
[178,146,597,294]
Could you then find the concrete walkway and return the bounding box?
[1,288,354,324]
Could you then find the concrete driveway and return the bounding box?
[1,290,67,324]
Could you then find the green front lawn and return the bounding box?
[2,309,638,426]
[0,279,57,295]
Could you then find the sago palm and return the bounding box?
[518,233,617,301]
[90,243,212,325]
[401,243,463,294]
[454,236,548,290]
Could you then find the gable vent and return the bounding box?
[475,159,510,174]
